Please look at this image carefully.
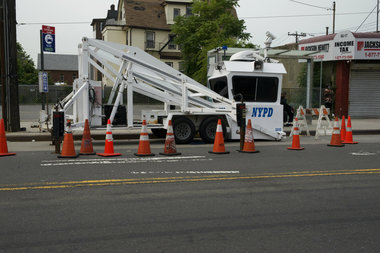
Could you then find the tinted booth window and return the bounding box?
[208,76,229,98]
[232,76,278,102]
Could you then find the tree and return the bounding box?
[172,0,253,84]
[17,42,38,84]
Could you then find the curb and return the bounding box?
[5,130,380,142]
[6,133,156,142]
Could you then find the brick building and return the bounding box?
[37,54,78,85]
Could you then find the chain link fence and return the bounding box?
[282,87,326,109]
[0,85,161,105]
[2,85,327,110]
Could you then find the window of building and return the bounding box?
[179,61,184,73]
[168,34,176,50]
[165,62,173,67]
[146,31,155,48]
[60,74,65,82]
[72,73,77,81]
[232,76,278,102]
[173,8,181,19]
[186,6,192,16]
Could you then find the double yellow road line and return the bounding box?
[1,168,380,191]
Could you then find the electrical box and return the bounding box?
[236,103,246,127]
[52,111,65,139]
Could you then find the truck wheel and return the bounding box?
[199,117,226,143]
[151,128,167,138]
[173,117,196,144]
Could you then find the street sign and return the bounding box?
[42,25,55,52]
[39,71,48,93]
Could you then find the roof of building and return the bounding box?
[299,32,380,45]
[37,54,78,71]
[123,0,171,30]
[352,32,380,38]
[298,34,336,45]
[91,18,106,26]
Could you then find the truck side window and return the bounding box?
[256,77,278,102]
[208,76,229,99]
[232,76,278,102]
[232,76,256,101]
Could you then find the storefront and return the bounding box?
[299,31,380,118]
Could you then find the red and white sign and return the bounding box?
[42,25,55,35]
[299,31,380,61]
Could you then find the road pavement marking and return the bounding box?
[1,168,380,192]
[351,152,377,156]
[130,171,240,174]
[40,156,211,166]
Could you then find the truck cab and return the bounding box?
[207,50,286,140]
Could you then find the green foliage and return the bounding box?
[172,0,253,84]
[17,42,38,84]
[296,62,326,108]
[297,62,322,88]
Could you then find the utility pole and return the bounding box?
[332,1,336,34]
[288,32,306,44]
[0,0,20,131]
[377,0,379,32]
[0,0,6,124]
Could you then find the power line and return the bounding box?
[17,21,91,26]
[240,12,370,20]
[288,31,306,43]
[307,21,377,35]
[355,4,377,32]
[289,0,331,10]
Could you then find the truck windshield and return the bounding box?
[232,76,278,102]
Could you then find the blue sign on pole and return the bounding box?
[43,33,55,52]
[39,72,48,93]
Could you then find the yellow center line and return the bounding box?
[1,168,380,191]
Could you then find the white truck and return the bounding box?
[57,34,286,144]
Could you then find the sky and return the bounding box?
[16,0,379,66]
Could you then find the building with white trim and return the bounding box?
[299,31,380,118]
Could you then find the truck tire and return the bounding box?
[199,117,226,143]
[173,117,196,144]
[151,128,167,138]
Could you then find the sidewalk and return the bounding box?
[5,117,380,142]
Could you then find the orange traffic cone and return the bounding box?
[327,117,345,147]
[342,116,358,144]
[135,120,155,156]
[80,119,96,155]
[340,115,346,142]
[238,119,259,153]
[209,119,229,154]
[160,120,181,156]
[58,120,79,158]
[97,119,121,157]
[287,118,304,150]
[0,119,16,156]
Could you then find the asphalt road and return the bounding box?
[1,136,380,252]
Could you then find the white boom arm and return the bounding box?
[60,38,236,127]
